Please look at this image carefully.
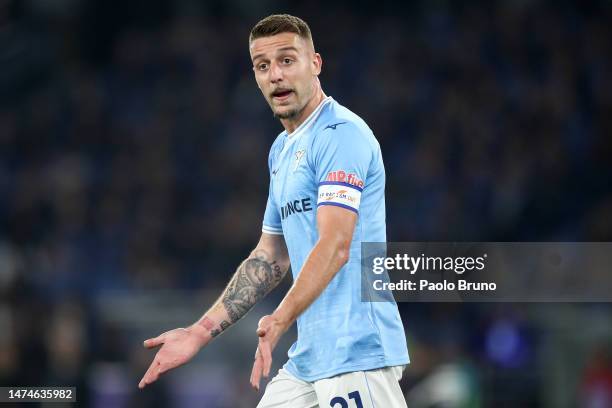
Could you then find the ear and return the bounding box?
[312,53,322,76]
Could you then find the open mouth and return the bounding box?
[272,89,293,100]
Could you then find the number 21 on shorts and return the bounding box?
[330,390,363,408]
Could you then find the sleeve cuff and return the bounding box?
[262,225,283,235]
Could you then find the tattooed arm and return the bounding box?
[196,232,290,337]
[139,232,290,389]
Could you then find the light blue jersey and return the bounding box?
[262,96,409,382]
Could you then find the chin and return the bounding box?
[274,107,300,120]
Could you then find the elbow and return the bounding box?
[336,248,350,266]
[332,238,351,266]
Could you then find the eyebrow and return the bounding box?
[251,46,300,63]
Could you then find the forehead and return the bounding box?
[249,32,307,60]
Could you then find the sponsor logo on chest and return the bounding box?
[281,197,313,220]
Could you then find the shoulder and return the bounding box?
[310,99,379,155]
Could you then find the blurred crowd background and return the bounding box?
[1,0,611,406]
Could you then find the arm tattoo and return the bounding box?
[199,316,231,338]
[210,320,230,338]
[222,250,286,323]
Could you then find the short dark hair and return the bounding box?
[249,14,313,44]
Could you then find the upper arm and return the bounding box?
[312,122,372,215]
[312,122,372,248]
[317,205,357,252]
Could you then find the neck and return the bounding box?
[281,85,327,134]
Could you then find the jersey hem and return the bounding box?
[283,356,410,383]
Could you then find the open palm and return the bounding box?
[139,327,206,389]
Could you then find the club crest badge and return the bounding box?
[294,149,306,171]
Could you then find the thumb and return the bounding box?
[143,334,165,349]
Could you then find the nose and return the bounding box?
[269,61,283,84]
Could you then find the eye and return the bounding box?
[282,58,293,65]
[257,63,268,71]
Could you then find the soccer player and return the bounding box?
[139,14,409,407]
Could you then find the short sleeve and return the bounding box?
[312,123,373,214]
[262,181,283,235]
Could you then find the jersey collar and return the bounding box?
[285,96,333,139]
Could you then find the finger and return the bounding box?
[250,351,263,391]
[250,357,263,390]
[143,334,165,349]
[256,316,270,335]
[260,340,273,377]
[139,359,160,389]
[139,361,153,389]
[139,360,158,389]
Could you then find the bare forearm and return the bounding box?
[194,248,288,339]
[273,238,348,328]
